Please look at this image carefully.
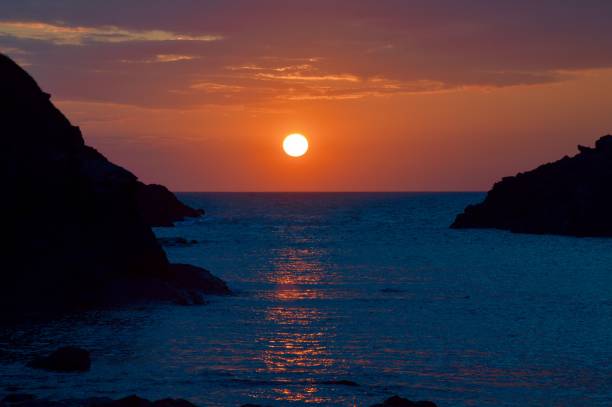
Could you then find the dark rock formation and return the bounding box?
[0,53,227,312]
[104,395,197,407]
[136,184,203,227]
[370,395,437,407]
[169,264,230,295]
[27,347,91,372]
[157,237,198,247]
[452,135,612,236]
[317,379,359,386]
[0,395,197,407]
[2,394,36,403]
[88,263,230,307]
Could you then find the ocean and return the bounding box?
[2,193,612,406]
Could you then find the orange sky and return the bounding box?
[2,1,612,191]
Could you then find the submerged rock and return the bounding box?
[27,347,91,372]
[370,395,438,407]
[452,135,612,236]
[380,288,404,294]
[157,237,198,247]
[0,53,226,312]
[2,394,36,403]
[173,290,207,306]
[317,379,359,386]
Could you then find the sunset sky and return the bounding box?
[2,0,612,191]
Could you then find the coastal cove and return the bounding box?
[2,193,612,406]
[2,1,612,405]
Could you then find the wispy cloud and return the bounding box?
[227,61,359,83]
[227,63,314,72]
[0,21,222,45]
[121,54,199,64]
[277,77,452,101]
[190,82,244,93]
[155,54,197,63]
[255,72,360,82]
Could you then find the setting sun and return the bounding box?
[283,133,309,157]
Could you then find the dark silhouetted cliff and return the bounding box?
[0,54,227,312]
[452,135,612,236]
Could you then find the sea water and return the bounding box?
[2,193,612,406]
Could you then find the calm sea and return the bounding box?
[2,193,612,406]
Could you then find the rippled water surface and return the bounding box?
[2,193,612,406]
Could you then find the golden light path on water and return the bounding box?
[255,246,334,403]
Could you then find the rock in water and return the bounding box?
[169,264,231,295]
[2,394,37,403]
[370,395,438,407]
[157,237,198,247]
[104,396,153,407]
[0,395,198,407]
[317,379,359,386]
[452,135,612,236]
[27,347,91,372]
[0,54,225,312]
[151,398,199,407]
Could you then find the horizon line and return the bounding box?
[172,190,487,193]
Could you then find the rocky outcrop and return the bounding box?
[0,395,197,407]
[169,264,231,295]
[2,394,36,403]
[317,379,359,386]
[370,396,437,407]
[157,237,198,247]
[0,54,227,312]
[27,347,91,372]
[136,184,203,227]
[452,135,612,236]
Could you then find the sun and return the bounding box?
[283,133,309,157]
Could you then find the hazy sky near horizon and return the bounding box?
[2,0,612,191]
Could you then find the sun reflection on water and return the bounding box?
[256,246,335,403]
[260,310,332,374]
[268,248,325,284]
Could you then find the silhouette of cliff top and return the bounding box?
[452,134,612,236]
[1,52,43,94]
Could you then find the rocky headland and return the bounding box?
[452,135,612,236]
[0,53,229,313]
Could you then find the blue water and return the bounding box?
[2,193,612,406]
